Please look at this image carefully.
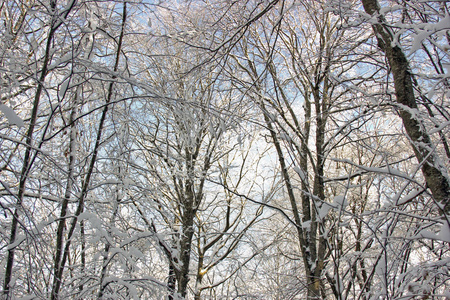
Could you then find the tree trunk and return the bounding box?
[177,178,196,298]
[361,0,450,215]
[167,265,176,300]
[51,93,78,300]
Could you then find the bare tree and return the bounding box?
[2,1,77,298]
[360,0,450,215]
[226,1,367,297]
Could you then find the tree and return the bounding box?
[127,44,271,297]
[360,0,450,216]
[325,0,450,297]
[1,1,78,297]
[227,0,369,297]
[52,2,128,299]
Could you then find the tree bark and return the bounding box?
[167,264,176,300]
[176,169,197,297]
[361,0,450,215]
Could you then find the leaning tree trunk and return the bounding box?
[361,0,450,215]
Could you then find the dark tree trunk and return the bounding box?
[361,0,450,215]
[167,265,176,300]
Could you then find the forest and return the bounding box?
[0,0,449,299]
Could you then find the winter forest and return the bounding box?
[0,0,449,299]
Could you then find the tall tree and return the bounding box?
[360,0,450,215]
[2,1,77,297]
[227,1,362,297]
